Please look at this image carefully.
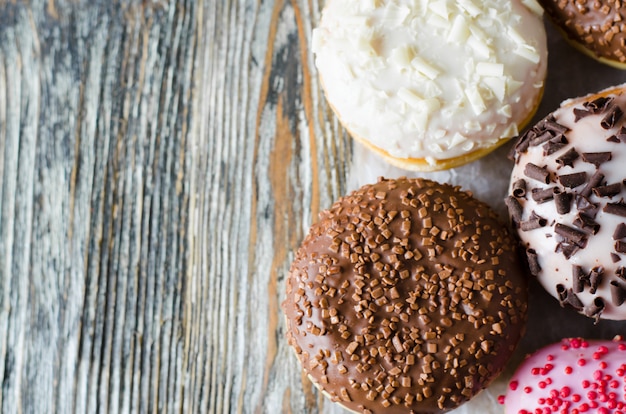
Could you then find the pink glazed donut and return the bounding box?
[501,337,626,414]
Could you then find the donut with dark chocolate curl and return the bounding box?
[538,0,626,68]
[508,84,626,321]
[283,177,529,414]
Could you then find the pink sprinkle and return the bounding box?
[561,386,571,397]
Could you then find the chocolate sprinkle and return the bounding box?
[554,191,572,214]
[581,152,612,168]
[512,179,526,198]
[573,214,600,235]
[555,148,579,168]
[593,182,622,198]
[600,105,624,129]
[613,223,626,240]
[531,187,556,203]
[558,172,587,188]
[604,202,626,217]
[524,163,550,184]
[611,281,626,306]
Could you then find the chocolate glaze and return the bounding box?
[538,0,626,64]
[283,178,528,414]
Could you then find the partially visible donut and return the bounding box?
[501,337,626,414]
[283,177,528,413]
[508,84,626,321]
[312,0,547,171]
[538,0,626,69]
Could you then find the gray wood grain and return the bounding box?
[0,0,352,413]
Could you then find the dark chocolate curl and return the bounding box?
[617,126,626,142]
[576,195,600,218]
[524,163,550,184]
[581,171,604,198]
[589,267,603,294]
[555,223,587,245]
[526,249,541,276]
[558,172,587,188]
[604,202,626,217]
[593,182,621,198]
[600,105,624,129]
[556,285,583,310]
[573,108,591,122]
[572,265,587,293]
[584,298,605,324]
[530,131,555,147]
[573,214,600,235]
[613,223,626,240]
[556,242,580,259]
[554,191,572,214]
[611,253,622,263]
[512,179,527,198]
[581,152,612,168]
[584,96,613,114]
[543,139,567,156]
[531,187,557,203]
[555,148,579,168]
[617,267,626,281]
[616,241,626,254]
[504,196,523,225]
[520,211,547,231]
[611,281,626,306]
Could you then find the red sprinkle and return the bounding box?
[498,394,505,404]
[524,386,533,394]
[578,358,587,366]
[565,366,573,374]
[510,380,519,391]
[561,386,571,397]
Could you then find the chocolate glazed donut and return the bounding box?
[283,177,529,414]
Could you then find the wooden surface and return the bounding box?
[3,1,626,414]
[0,0,354,413]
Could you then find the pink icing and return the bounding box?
[502,337,626,414]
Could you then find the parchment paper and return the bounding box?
[346,21,626,414]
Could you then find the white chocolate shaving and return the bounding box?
[482,76,507,102]
[383,3,411,26]
[390,45,414,70]
[476,62,504,77]
[411,56,440,80]
[450,132,468,147]
[521,0,544,16]
[498,104,512,117]
[457,0,481,17]
[429,0,449,20]
[447,15,470,43]
[514,44,540,63]
[397,87,424,108]
[468,36,491,58]
[466,85,487,115]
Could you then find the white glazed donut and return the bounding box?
[502,337,626,414]
[508,84,626,321]
[312,0,548,171]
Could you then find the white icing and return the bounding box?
[509,86,626,320]
[313,0,547,163]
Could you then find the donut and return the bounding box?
[311,0,547,171]
[508,84,626,321]
[538,0,626,69]
[282,177,529,413]
[501,337,626,414]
